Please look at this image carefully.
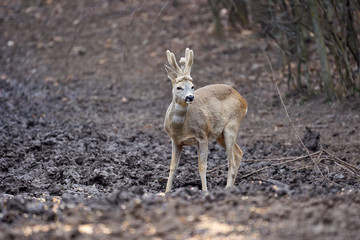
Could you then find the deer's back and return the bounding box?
[188,84,247,139]
[195,84,245,103]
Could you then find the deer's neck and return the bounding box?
[170,102,189,125]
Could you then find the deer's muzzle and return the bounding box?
[185,95,194,103]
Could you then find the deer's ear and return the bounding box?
[165,65,177,83]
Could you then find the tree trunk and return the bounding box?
[309,0,334,99]
[207,0,224,40]
[228,0,250,30]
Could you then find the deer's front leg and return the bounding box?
[198,140,208,191]
[165,142,182,193]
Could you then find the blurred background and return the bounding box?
[1,1,360,239]
[1,0,359,101]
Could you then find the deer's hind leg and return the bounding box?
[223,121,241,188]
[197,139,209,191]
[217,132,235,187]
[233,143,243,183]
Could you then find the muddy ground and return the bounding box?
[1,1,360,239]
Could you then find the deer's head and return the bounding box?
[165,48,194,105]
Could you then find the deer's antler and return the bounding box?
[183,48,194,76]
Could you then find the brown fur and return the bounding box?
[164,49,247,192]
[165,84,247,145]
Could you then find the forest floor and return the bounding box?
[1,1,360,239]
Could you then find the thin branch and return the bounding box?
[157,0,170,19]
[292,156,324,172]
[323,150,360,176]
[128,2,144,26]
[264,53,330,182]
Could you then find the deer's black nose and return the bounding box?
[185,95,194,102]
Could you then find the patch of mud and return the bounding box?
[1,0,359,239]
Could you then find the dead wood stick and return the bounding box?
[333,162,357,176]
[323,150,360,176]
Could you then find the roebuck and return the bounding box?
[164,48,247,192]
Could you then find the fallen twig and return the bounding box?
[207,151,321,173]
[292,156,324,172]
[323,150,360,176]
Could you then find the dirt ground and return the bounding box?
[1,1,360,239]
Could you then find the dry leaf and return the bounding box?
[149,51,157,57]
[104,38,113,48]
[44,77,56,82]
[66,74,74,80]
[53,36,62,42]
[144,124,152,129]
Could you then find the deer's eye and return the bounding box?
[191,86,194,89]
[177,87,183,90]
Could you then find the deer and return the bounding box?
[164,48,248,192]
